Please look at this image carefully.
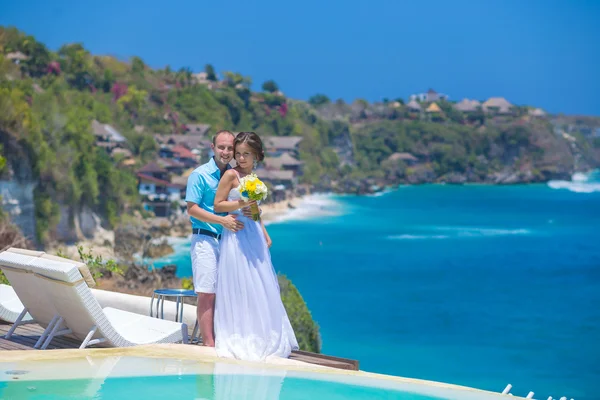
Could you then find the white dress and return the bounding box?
[214,185,299,361]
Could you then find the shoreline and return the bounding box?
[260,194,310,222]
[45,171,600,264]
[45,192,335,265]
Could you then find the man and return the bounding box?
[186,129,244,347]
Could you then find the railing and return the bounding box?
[501,383,575,400]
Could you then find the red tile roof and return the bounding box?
[171,145,196,159]
[137,173,184,188]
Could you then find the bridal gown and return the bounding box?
[214,185,299,361]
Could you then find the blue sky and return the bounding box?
[1,0,599,115]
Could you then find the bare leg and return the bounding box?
[197,293,216,347]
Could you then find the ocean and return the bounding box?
[152,171,600,400]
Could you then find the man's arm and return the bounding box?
[185,171,243,232]
[187,202,243,232]
[187,202,226,225]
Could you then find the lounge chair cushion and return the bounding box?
[5,247,97,288]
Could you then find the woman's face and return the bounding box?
[235,142,256,169]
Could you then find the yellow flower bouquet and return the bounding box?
[237,173,268,221]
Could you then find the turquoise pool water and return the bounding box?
[0,375,448,400]
[0,356,507,400]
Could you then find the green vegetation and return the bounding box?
[0,145,6,176]
[0,27,350,243]
[351,120,546,181]
[56,244,123,280]
[278,274,321,353]
[1,26,599,243]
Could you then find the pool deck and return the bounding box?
[0,321,358,371]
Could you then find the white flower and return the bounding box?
[255,183,267,194]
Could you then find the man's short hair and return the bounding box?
[212,130,234,145]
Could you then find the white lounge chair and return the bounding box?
[0,248,70,349]
[0,283,33,324]
[0,247,188,349]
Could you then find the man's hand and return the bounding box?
[221,215,244,232]
[241,206,253,219]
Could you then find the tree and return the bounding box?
[222,71,252,91]
[308,94,330,107]
[0,146,6,176]
[102,69,115,93]
[262,80,279,93]
[20,36,51,78]
[58,43,93,90]
[117,86,148,118]
[131,56,145,76]
[205,64,217,81]
[223,71,243,87]
[174,67,193,88]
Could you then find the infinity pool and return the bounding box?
[0,348,519,400]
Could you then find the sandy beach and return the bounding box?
[260,195,306,222]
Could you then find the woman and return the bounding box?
[213,131,299,361]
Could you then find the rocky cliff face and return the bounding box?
[0,133,38,243]
[0,180,37,243]
[53,205,104,244]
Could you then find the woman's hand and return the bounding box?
[241,200,257,218]
[265,234,272,248]
[237,199,251,210]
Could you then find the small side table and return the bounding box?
[150,289,199,342]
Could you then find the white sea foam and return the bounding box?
[366,188,396,197]
[547,180,600,193]
[434,226,532,237]
[388,234,450,240]
[547,170,600,193]
[264,193,345,225]
[387,226,532,241]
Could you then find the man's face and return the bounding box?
[212,133,234,166]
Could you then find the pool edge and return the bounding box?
[0,345,524,399]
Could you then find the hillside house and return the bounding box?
[256,168,296,190]
[386,152,419,166]
[138,162,170,181]
[154,134,206,150]
[528,108,546,118]
[482,97,514,115]
[425,102,443,121]
[263,136,303,157]
[137,175,185,217]
[157,158,186,176]
[92,120,127,151]
[183,124,211,136]
[410,89,448,103]
[6,52,28,65]
[263,152,304,175]
[406,100,422,114]
[171,145,199,167]
[454,99,481,113]
[136,162,186,217]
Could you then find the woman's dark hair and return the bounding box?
[234,131,265,161]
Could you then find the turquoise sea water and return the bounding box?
[154,173,600,400]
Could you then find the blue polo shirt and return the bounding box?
[185,158,230,234]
